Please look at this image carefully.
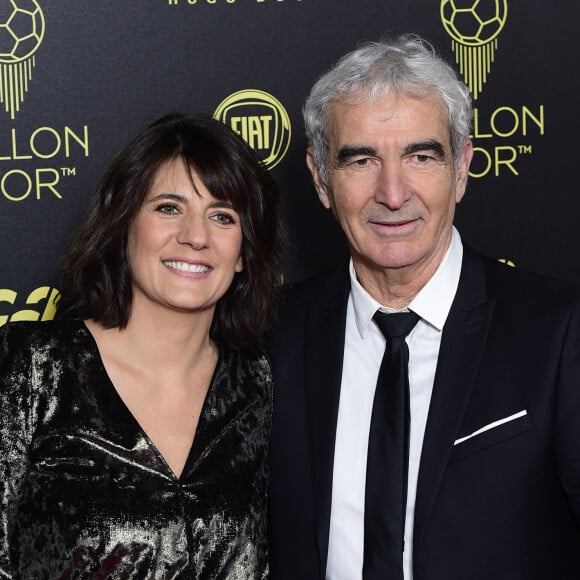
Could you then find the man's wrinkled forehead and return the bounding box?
[325,92,452,154]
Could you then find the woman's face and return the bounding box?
[127,158,243,318]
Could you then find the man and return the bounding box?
[267,35,580,580]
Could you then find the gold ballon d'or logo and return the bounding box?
[0,0,45,119]
[214,89,291,170]
[441,0,508,99]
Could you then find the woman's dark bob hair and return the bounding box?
[56,113,285,350]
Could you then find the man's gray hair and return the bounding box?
[303,34,473,179]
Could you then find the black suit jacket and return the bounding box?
[267,246,580,579]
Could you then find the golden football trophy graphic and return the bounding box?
[0,0,45,119]
[441,0,508,99]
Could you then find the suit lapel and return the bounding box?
[304,265,351,575]
[413,247,495,547]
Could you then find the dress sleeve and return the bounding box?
[0,324,35,578]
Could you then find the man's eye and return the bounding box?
[351,157,372,167]
[412,154,434,164]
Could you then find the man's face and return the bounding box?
[308,91,472,293]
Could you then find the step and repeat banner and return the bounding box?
[0,0,578,325]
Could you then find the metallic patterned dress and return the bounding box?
[0,320,271,579]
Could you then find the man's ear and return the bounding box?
[455,139,474,203]
[306,148,332,210]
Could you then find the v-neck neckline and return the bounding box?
[79,320,222,482]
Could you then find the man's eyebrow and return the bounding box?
[335,145,378,165]
[404,140,447,160]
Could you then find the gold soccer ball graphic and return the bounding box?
[441,0,507,46]
[0,0,45,63]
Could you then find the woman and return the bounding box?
[0,113,284,578]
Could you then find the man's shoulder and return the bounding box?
[267,263,350,343]
[468,247,580,311]
[280,263,350,307]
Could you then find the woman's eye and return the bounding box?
[212,212,235,225]
[156,203,179,215]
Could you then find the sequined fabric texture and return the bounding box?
[0,320,271,579]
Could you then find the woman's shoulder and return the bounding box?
[233,345,272,371]
[0,319,90,358]
[222,345,274,392]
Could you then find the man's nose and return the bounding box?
[373,162,411,209]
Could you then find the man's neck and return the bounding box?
[352,240,453,309]
[354,272,429,310]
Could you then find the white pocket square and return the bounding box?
[453,410,528,446]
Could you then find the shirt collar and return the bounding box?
[350,226,463,338]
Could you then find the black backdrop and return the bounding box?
[1,0,579,326]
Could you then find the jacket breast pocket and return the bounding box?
[450,410,533,463]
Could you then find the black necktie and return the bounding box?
[363,310,420,580]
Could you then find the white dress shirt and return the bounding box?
[326,227,463,580]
